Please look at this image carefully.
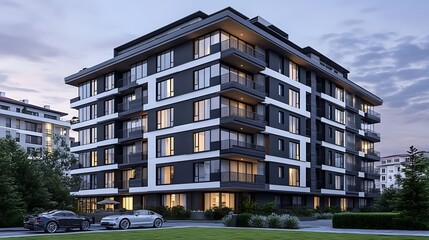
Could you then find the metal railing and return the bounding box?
[365,109,381,118]
[117,75,134,88]
[118,98,143,112]
[221,106,264,123]
[220,38,265,61]
[221,171,261,183]
[120,152,147,164]
[220,139,264,151]
[346,185,360,192]
[119,126,147,138]
[364,129,381,138]
[363,148,380,157]
[220,72,265,92]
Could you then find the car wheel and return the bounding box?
[80,220,90,231]
[44,221,58,233]
[153,218,163,228]
[119,219,130,230]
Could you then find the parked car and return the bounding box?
[100,210,163,229]
[24,210,91,233]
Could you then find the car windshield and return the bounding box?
[120,211,134,215]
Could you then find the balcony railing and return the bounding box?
[364,129,381,139]
[361,166,376,174]
[221,171,261,183]
[129,178,148,188]
[221,106,264,123]
[220,38,265,62]
[363,149,380,157]
[118,98,143,112]
[118,75,134,88]
[120,152,147,164]
[120,126,146,138]
[346,185,360,192]
[364,188,380,194]
[220,72,265,93]
[220,139,264,152]
[70,96,81,103]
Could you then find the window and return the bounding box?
[334,153,344,168]
[163,193,186,208]
[25,135,42,145]
[79,79,97,99]
[194,99,211,121]
[278,84,284,96]
[6,117,11,127]
[194,161,211,182]
[80,151,97,168]
[80,174,97,190]
[278,139,284,151]
[328,105,332,119]
[335,87,344,102]
[289,61,299,81]
[104,123,115,140]
[131,61,147,81]
[16,119,20,129]
[381,176,386,181]
[278,111,285,124]
[194,64,219,90]
[5,131,10,137]
[77,198,97,214]
[79,127,97,145]
[335,130,344,146]
[104,148,114,164]
[105,73,115,91]
[157,49,174,72]
[289,115,300,134]
[381,168,386,173]
[122,196,133,210]
[278,166,284,178]
[335,109,344,124]
[15,133,20,142]
[289,89,300,108]
[157,166,174,185]
[79,104,97,122]
[289,168,299,186]
[397,167,401,172]
[105,99,114,115]
[157,137,174,157]
[194,32,220,59]
[194,131,211,152]
[157,78,174,100]
[105,172,115,188]
[204,192,235,210]
[157,108,174,129]
[335,175,343,190]
[289,142,300,160]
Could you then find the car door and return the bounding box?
[52,212,68,227]
[132,210,147,226]
[65,212,81,228]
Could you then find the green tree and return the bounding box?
[373,187,399,212]
[396,146,429,223]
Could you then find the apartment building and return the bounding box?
[65,8,382,213]
[0,92,71,155]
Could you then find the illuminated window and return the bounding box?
[194,32,219,59]
[122,196,133,210]
[288,168,299,186]
[104,148,114,164]
[105,73,115,91]
[163,193,186,208]
[335,130,344,146]
[131,61,147,81]
[335,175,343,190]
[105,99,114,115]
[335,87,344,102]
[194,131,211,152]
[157,78,174,100]
[157,137,174,157]
[289,115,300,134]
[194,99,210,121]
[157,166,174,185]
[105,172,115,188]
[289,142,300,160]
[289,89,300,108]
[335,108,345,124]
[314,197,320,209]
[289,61,299,81]
[104,123,115,140]
[157,108,174,129]
[157,50,174,72]
[204,192,235,210]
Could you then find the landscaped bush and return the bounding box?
[236,213,252,227]
[246,214,300,229]
[248,215,267,228]
[204,207,233,220]
[280,215,300,229]
[170,205,191,220]
[289,206,314,217]
[332,212,428,230]
[147,205,171,219]
[266,214,282,228]
[315,212,334,219]
[221,214,233,227]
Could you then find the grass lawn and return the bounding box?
[9,228,428,240]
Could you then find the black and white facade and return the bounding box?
[65,8,382,213]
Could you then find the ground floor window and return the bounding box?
[163,193,186,208]
[313,196,320,209]
[104,197,115,211]
[204,192,235,210]
[122,196,133,210]
[77,197,97,213]
[340,198,347,211]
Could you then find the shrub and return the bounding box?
[332,212,428,230]
[280,215,300,229]
[248,215,267,228]
[236,213,252,227]
[315,212,334,219]
[266,214,282,228]
[170,205,191,220]
[240,198,258,213]
[222,214,233,227]
[147,205,171,219]
[289,206,314,217]
[257,202,276,215]
[204,207,233,220]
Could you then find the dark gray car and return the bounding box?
[24,210,91,233]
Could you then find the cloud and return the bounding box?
[341,19,364,26]
[0,84,40,93]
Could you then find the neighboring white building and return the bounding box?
[0,92,71,155]
[376,154,410,193]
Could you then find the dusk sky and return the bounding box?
[1,0,428,156]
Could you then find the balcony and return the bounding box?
[361,166,379,179]
[220,106,265,133]
[364,109,381,123]
[363,129,381,142]
[118,76,137,92]
[346,185,360,192]
[364,188,381,198]
[220,73,265,103]
[220,139,265,160]
[363,149,381,161]
[220,171,265,189]
[119,152,147,166]
[129,178,148,188]
[118,126,146,143]
[220,39,266,73]
[117,180,130,190]
[70,96,80,104]
[71,141,80,148]
[118,98,143,117]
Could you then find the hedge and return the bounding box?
[332,212,428,230]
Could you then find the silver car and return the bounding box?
[100,210,163,229]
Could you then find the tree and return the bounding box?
[396,146,429,223]
[373,187,399,212]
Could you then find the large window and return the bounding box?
[104,148,114,164]
[25,135,42,145]
[131,61,147,81]
[157,50,174,72]
[194,161,211,182]
[80,151,97,168]
[80,174,97,190]
[335,87,344,102]
[289,142,300,160]
[288,168,300,186]
[194,99,211,121]
[335,108,344,124]
[204,192,235,210]
[157,108,174,129]
[194,64,219,90]
[194,130,211,152]
[278,139,284,151]
[79,104,97,122]
[157,78,174,100]
[105,172,115,188]
[278,84,284,96]
[278,111,284,124]
[157,137,174,157]
[289,115,300,134]
[335,130,344,146]
[104,123,115,140]
[194,32,219,59]
[122,196,133,210]
[289,89,300,108]
[157,166,174,185]
[105,99,114,115]
[335,175,343,190]
[79,127,97,145]
[105,73,115,91]
[289,61,299,81]
[77,198,97,213]
[79,79,97,99]
[163,193,186,208]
